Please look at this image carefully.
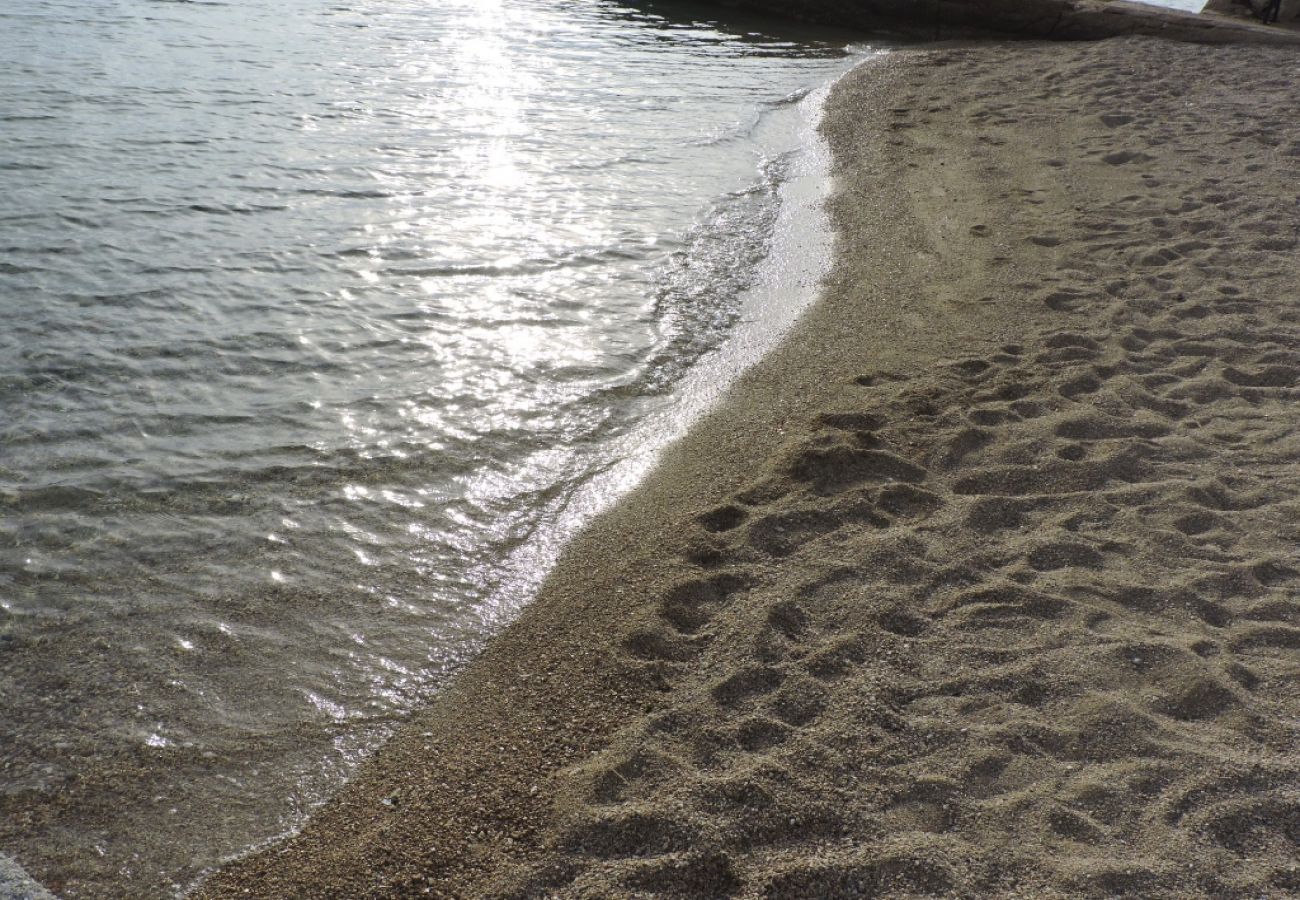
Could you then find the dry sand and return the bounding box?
[195,36,1300,899]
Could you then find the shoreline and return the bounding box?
[197,35,1300,899]
[471,55,862,640]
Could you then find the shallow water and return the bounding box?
[0,0,867,894]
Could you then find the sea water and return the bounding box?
[0,1,868,894]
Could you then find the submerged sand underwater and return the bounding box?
[196,36,1300,899]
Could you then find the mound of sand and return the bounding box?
[196,36,1300,900]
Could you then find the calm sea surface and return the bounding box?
[0,1,865,894]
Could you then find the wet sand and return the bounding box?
[195,36,1300,899]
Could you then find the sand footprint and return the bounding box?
[658,573,752,635]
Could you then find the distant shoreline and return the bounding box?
[709,0,1300,42]
[196,34,1300,900]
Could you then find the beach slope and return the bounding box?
[196,36,1300,899]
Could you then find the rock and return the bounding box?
[0,854,55,900]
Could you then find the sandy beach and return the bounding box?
[195,35,1300,899]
